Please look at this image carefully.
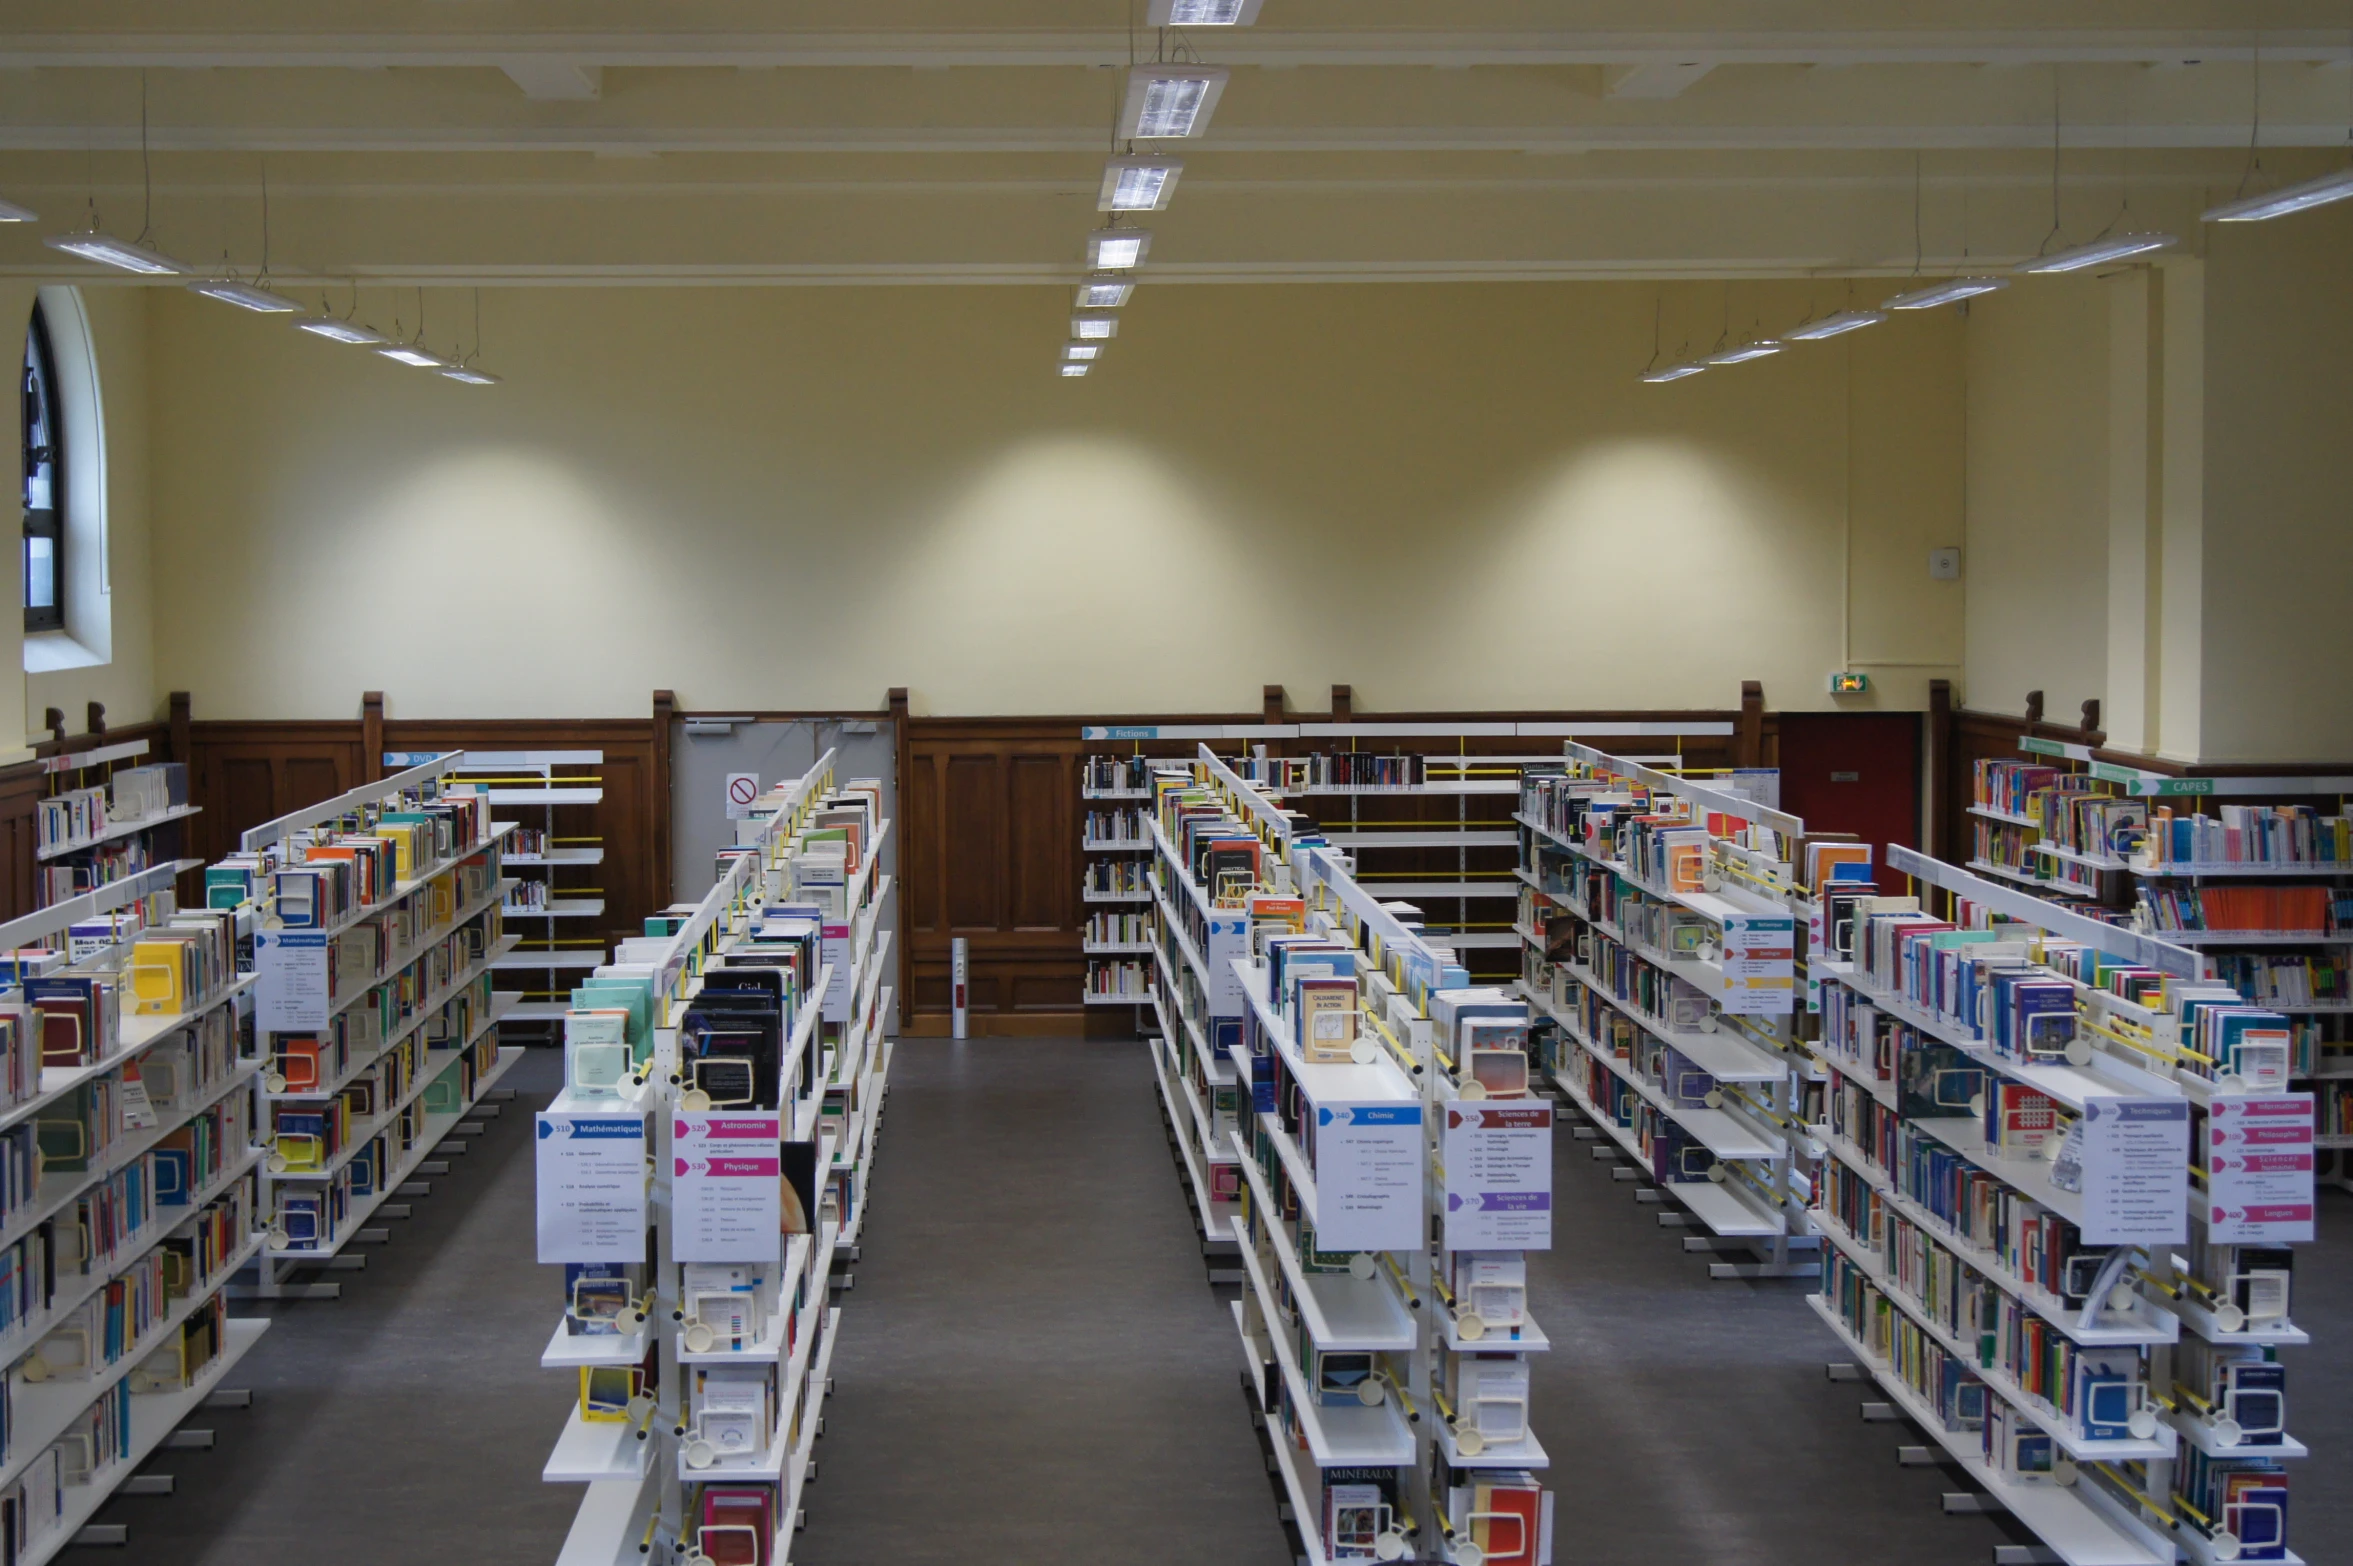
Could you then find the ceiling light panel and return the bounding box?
[296,315,389,346]
[1087,230,1152,270]
[1076,276,1136,310]
[188,279,302,314]
[1120,67,1230,140]
[2202,168,2353,223]
[441,366,502,386]
[1100,157,1184,213]
[1781,310,1885,342]
[1061,363,1091,378]
[2014,233,2177,274]
[45,231,186,276]
[0,199,35,223]
[1883,277,2010,310]
[1705,341,1782,365]
[1065,343,1101,361]
[1147,0,1264,23]
[1641,363,1706,383]
[1071,314,1120,341]
[377,344,449,369]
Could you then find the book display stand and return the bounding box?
[218,754,523,1302]
[1973,740,2353,1194]
[32,738,203,909]
[0,864,267,1562]
[1154,745,1556,1566]
[1514,740,1817,1278]
[1801,843,2317,1565]
[538,750,896,1566]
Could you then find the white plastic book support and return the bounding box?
[540,748,902,1565]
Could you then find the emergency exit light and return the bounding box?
[1829,673,1870,694]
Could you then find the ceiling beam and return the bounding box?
[0,123,2341,155]
[0,30,2347,71]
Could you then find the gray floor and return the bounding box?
[102,1039,2351,1565]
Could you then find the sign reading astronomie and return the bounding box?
[1442,1102,1553,1251]
[673,1111,783,1261]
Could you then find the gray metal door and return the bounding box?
[669,717,899,908]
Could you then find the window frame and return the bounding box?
[22,302,63,634]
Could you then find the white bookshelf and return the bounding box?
[1515,738,1819,1279]
[1802,843,2318,1565]
[228,753,523,1302]
[427,751,608,1038]
[1978,739,2353,1190]
[0,862,267,1558]
[1154,746,1557,1565]
[1080,751,1160,1025]
[31,736,204,908]
[540,751,894,1565]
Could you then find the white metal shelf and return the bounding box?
[35,802,204,862]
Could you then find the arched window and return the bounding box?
[21,303,62,633]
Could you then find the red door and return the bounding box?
[1775,713,1921,895]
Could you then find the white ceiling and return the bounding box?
[2,2,2349,285]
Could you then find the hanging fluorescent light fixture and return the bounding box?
[2202,166,2353,223]
[296,312,389,346]
[1071,314,1119,341]
[1087,229,1152,270]
[0,199,35,223]
[377,338,450,369]
[1120,67,1229,140]
[1705,340,1782,365]
[1884,277,2009,310]
[1076,274,1135,309]
[2014,232,2177,274]
[1147,0,1264,23]
[188,276,302,314]
[1640,362,1706,384]
[1782,309,1886,342]
[1099,156,1184,213]
[1060,362,1091,378]
[44,227,187,276]
[441,363,502,386]
[1065,343,1101,362]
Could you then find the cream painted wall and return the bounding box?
[1961,276,2111,726]
[2200,206,2353,765]
[144,281,1966,721]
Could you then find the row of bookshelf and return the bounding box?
[537,751,896,1566]
[1148,747,1556,1566]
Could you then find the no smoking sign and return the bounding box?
[724,772,761,819]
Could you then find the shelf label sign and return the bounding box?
[1719,913,1796,1016]
[674,1111,782,1260]
[2206,1093,2315,1243]
[1314,1102,1422,1252]
[724,772,761,820]
[1442,1103,1553,1251]
[535,1112,649,1262]
[2076,1095,2189,1246]
[253,929,330,1031]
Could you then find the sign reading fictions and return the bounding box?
[1442,1102,1553,1251]
[2206,1093,2316,1243]
[1718,913,1796,1016]
[2074,1095,2190,1246]
[1314,1102,1423,1251]
[253,928,330,1031]
[673,1111,782,1261]
[535,1112,649,1263]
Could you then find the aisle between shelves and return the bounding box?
[537,751,897,1566]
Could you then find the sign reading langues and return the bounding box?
[673,1111,781,1260]
[2205,1094,2316,1243]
